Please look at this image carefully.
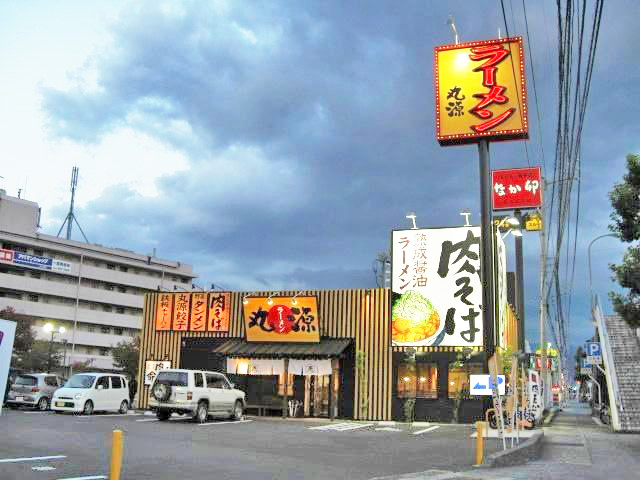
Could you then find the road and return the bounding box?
[0,409,505,480]
[372,400,640,480]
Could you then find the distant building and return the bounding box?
[0,192,196,370]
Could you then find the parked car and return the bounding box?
[148,369,246,423]
[6,373,65,410]
[51,372,130,415]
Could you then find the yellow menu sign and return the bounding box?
[435,37,528,145]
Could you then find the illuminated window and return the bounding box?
[277,373,294,396]
[448,362,483,399]
[398,363,438,399]
[416,364,438,399]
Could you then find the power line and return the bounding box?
[499,0,530,167]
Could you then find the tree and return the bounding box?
[112,335,140,378]
[609,154,640,328]
[574,346,588,383]
[1,307,36,368]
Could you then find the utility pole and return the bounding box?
[514,209,525,352]
[539,218,548,409]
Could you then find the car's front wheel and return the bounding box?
[119,400,128,414]
[83,400,94,415]
[193,401,208,424]
[37,397,49,411]
[156,410,170,421]
[232,400,244,421]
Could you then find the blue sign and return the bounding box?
[586,342,601,357]
[586,342,602,365]
[470,374,506,396]
[13,252,52,270]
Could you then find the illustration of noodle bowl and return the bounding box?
[392,290,441,344]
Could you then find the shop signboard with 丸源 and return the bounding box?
[172,293,191,331]
[391,226,483,347]
[242,297,320,343]
[434,37,528,146]
[154,292,231,332]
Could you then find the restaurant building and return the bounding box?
[136,288,518,422]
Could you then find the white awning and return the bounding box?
[289,358,331,376]
[227,358,284,375]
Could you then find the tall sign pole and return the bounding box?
[434,36,529,422]
[478,140,495,359]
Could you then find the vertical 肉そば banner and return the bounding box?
[495,231,508,349]
[391,227,483,347]
[434,37,528,145]
[208,292,230,332]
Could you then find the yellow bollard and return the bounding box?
[475,421,484,466]
[109,429,124,480]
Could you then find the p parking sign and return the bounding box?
[586,342,602,365]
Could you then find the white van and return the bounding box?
[51,372,130,415]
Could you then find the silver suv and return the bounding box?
[6,373,64,410]
[148,369,246,423]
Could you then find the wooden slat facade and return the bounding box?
[137,288,393,420]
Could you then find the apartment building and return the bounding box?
[0,192,197,370]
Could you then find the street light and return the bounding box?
[501,227,523,241]
[588,233,617,308]
[43,323,66,373]
[496,216,520,230]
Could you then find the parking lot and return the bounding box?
[0,408,504,480]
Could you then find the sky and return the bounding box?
[1,0,637,361]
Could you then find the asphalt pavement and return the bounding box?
[0,408,504,480]
[371,400,640,480]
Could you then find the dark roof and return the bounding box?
[211,338,352,358]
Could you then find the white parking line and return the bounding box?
[198,419,253,426]
[0,455,66,463]
[136,418,159,422]
[56,476,106,480]
[374,427,402,432]
[309,422,374,431]
[77,413,142,418]
[412,426,440,435]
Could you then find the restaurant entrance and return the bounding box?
[179,337,352,419]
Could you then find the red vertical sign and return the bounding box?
[491,167,542,210]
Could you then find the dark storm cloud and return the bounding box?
[40,0,640,347]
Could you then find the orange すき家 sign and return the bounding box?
[243,296,320,343]
[434,37,528,145]
[155,293,173,331]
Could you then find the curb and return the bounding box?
[480,430,544,468]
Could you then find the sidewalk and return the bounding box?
[371,400,640,480]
